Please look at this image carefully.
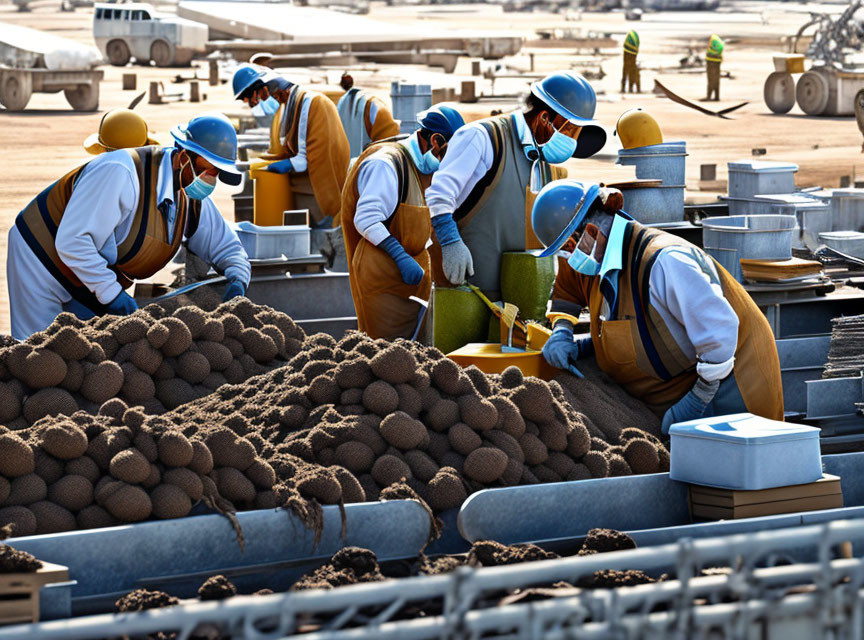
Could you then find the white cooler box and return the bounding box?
[669,413,821,490]
[234,221,311,260]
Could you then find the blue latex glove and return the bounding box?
[432,214,473,285]
[266,159,294,174]
[62,298,96,321]
[542,321,578,367]
[661,377,721,435]
[379,236,424,286]
[223,278,247,302]
[106,291,138,316]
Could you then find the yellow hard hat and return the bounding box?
[83,108,160,155]
[615,108,663,149]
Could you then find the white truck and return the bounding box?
[93,3,208,67]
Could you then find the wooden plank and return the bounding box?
[692,494,844,520]
[689,475,841,507]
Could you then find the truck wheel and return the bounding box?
[65,84,99,112]
[1,72,33,111]
[796,69,829,116]
[763,71,795,114]
[107,40,131,66]
[150,40,172,67]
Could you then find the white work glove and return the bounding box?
[441,239,475,286]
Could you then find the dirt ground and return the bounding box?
[0,0,860,334]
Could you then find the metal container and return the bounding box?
[621,184,685,224]
[702,214,797,281]
[234,220,311,259]
[723,195,784,216]
[830,188,864,231]
[818,230,864,258]
[390,81,431,134]
[757,194,832,250]
[727,160,798,198]
[616,140,687,185]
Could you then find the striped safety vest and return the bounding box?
[706,34,724,62]
[15,146,200,312]
[623,30,640,55]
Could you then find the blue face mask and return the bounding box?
[182,158,216,200]
[407,134,440,175]
[566,233,602,276]
[540,128,578,164]
[259,96,279,116]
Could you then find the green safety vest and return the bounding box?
[707,35,724,62]
[624,30,639,55]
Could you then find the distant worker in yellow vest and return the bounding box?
[532,179,783,432]
[8,113,251,339]
[336,72,400,159]
[232,64,350,227]
[706,34,724,101]
[341,106,465,340]
[83,108,160,155]
[621,30,640,94]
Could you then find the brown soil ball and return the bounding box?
[0,477,9,504]
[40,421,88,459]
[98,398,129,422]
[202,372,228,391]
[222,360,245,384]
[64,456,100,484]
[23,388,78,424]
[485,430,524,464]
[0,381,23,423]
[114,317,148,345]
[448,423,481,456]
[546,452,578,480]
[155,378,198,409]
[464,448,508,484]
[129,339,163,376]
[244,458,276,490]
[120,365,156,403]
[427,468,467,512]
[518,433,548,466]
[48,475,93,512]
[177,352,211,385]
[100,482,153,522]
[220,314,243,339]
[511,379,556,424]
[489,396,525,439]
[0,506,36,536]
[624,439,661,475]
[307,376,341,406]
[173,307,207,339]
[255,490,281,510]
[157,431,194,467]
[5,474,47,506]
[109,449,151,484]
[88,430,131,470]
[439,451,465,474]
[34,451,63,485]
[538,421,568,452]
[500,457,524,486]
[332,467,365,504]
[161,468,203,501]
[583,451,609,478]
[30,501,76,534]
[158,318,193,357]
[198,574,236,601]
[239,328,278,363]
[142,464,161,489]
[357,474,379,501]
[222,337,243,358]
[205,430,255,470]
[201,319,225,343]
[44,327,91,360]
[430,358,465,396]
[499,366,524,389]
[369,345,417,385]
[607,453,633,477]
[80,361,124,404]
[395,384,422,418]
[131,432,158,463]
[19,348,67,389]
[566,423,591,459]
[404,450,438,482]
[531,464,561,483]
[371,455,412,487]
[361,380,399,416]
[87,342,107,363]
[188,440,214,475]
[153,360,175,381]
[458,396,498,432]
[197,341,232,372]
[566,464,592,481]
[213,467,256,504]
[296,469,343,504]
[426,398,460,432]
[60,360,84,393]
[333,441,374,473]
[77,505,117,530]
[379,412,428,450]
[150,484,192,519]
[658,447,670,472]
[419,386,441,413]
[0,434,34,477]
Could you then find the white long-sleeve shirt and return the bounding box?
[425,111,536,218]
[353,138,416,246]
[275,94,311,173]
[55,148,251,305]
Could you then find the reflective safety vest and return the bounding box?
[707,34,724,62]
[624,30,640,55]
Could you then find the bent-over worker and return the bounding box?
[83,108,160,155]
[532,179,783,432]
[424,71,607,299]
[8,112,251,340]
[621,30,640,94]
[341,106,465,340]
[232,65,350,227]
[336,73,400,158]
[706,34,724,101]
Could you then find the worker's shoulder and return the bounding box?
[80,149,138,181]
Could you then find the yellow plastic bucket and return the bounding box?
[250,163,293,227]
[446,343,558,380]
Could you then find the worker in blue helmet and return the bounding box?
[341,105,465,340]
[8,112,251,339]
[530,179,783,433]
[425,71,607,305]
[232,64,281,127]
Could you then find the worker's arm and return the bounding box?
[186,199,252,288]
[424,124,493,218]
[55,158,138,305]
[285,94,312,173]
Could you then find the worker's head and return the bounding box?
[532,179,625,275]
[340,72,354,92]
[615,109,663,149]
[524,71,607,161]
[170,112,242,198]
[84,108,159,155]
[233,64,268,106]
[414,105,465,169]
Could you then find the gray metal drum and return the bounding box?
[617,140,687,186]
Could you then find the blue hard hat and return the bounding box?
[532,179,601,258]
[170,112,242,186]
[531,71,608,159]
[232,64,266,100]
[417,105,465,140]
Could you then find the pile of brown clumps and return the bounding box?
[0,309,668,537]
[0,297,304,427]
[0,543,42,573]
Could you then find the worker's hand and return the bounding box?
[106,291,138,316]
[379,236,425,286]
[266,159,294,174]
[542,320,579,370]
[223,278,247,302]
[598,186,624,212]
[660,377,721,435]
[432,214,474,286]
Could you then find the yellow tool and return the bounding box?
[501,302,521,353]
[465,283,527,332]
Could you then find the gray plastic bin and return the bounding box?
[390,82,431,134]
[702,214,796,281]
[621,184,684,224]
[830,188,864,231]
[765,197,831,250]
[818,230,864,258]
[728,160,798,198]
[617,141,687,185]
[235,221,311,260]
